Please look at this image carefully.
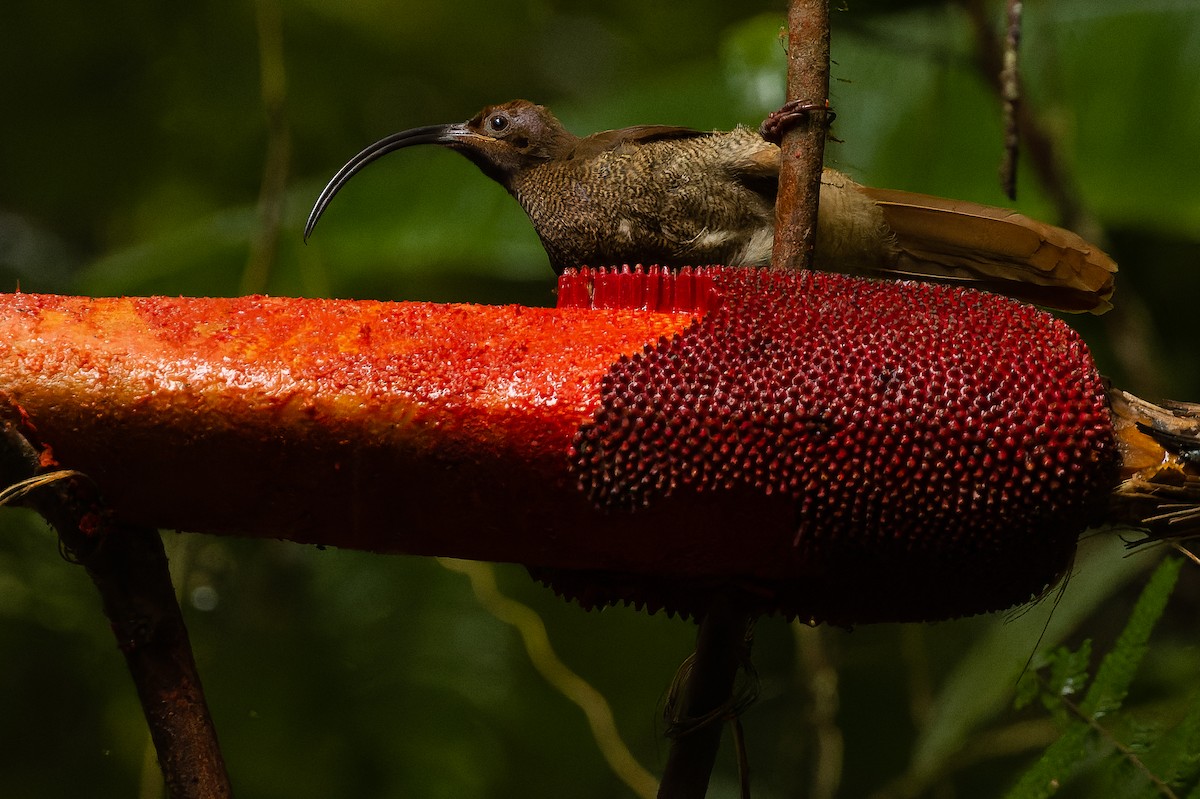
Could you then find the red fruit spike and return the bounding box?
[679,266,697,314]
[590,267,610,309]
[6,267,1184,623]
[642,266,661,312]
[558,265,1121,622]
[555,267,588,310]
[618,264,635,309]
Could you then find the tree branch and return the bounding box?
[959,0,1167,399]
[771,0,832,272]
[657,3,832,793]
[658,599,755,799]
[0,420,232,799]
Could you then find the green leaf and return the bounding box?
[1138,690,1200,796]
[1007,722,1096,799]
[910,533,1154,782]
[1084,557,1181,718]
[1015,668,1042,712]
[1003,557,1182,799]
[1044,640,1094,713]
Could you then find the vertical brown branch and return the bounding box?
[656,2,834,794]
[998,0,1023,199]
[658,599,754,799]
[87,525,233,799]
[960,0,1167,398]
[771,0,832,272]
[0,422,232,799]
[960,0,1080,228]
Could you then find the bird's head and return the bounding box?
[305,100,576,241]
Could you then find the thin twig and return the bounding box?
[0,420,232,799]
[658,598,755,798]
[959,0,1167,399]
[1170,541,1200,568]
[960,0,1080,225]
[730,715,752,799]
[1057,691,1179,799]
[998,0,1023,199]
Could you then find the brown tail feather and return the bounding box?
[859,187,1117,313]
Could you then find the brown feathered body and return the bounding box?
[306,100,1117,312]
[509,126,782,270]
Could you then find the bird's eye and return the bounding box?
[488,115,509,132]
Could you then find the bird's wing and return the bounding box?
[858,187,1118,313]
[569,125,712,160]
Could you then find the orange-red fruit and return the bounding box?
[546,267,1119,622]
[0,267,1121,624]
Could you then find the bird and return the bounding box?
[305,99,1116,313]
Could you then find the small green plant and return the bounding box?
[1008,556,1200,799]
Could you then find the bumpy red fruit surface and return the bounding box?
[0,268,1121,624]
[549,267,1119,622]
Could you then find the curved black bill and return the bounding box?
[303,123,462,242]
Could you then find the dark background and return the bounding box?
[1,1,1198,796]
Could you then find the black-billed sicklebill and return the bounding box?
[305,100,1116,313]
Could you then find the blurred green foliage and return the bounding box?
[1,0,1199,797]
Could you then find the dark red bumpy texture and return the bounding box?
[555,267,1119,623]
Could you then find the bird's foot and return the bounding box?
[759,99,836,144]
